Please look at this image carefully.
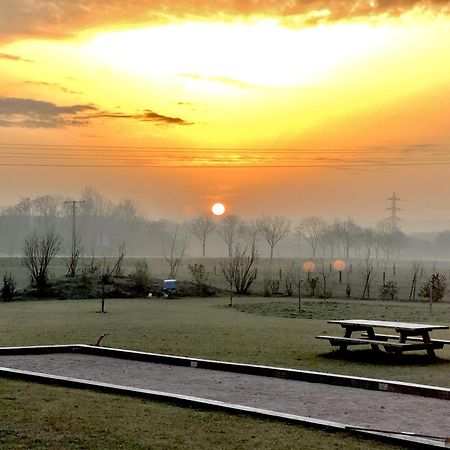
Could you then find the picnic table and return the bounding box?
[316,319,450,358]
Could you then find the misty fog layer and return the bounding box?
[2,187,450,260]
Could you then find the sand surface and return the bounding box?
[0,353,449,439]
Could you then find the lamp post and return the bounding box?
[303,261,316,281]
[332,259,346,283]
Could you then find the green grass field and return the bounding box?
[1,296,449,449]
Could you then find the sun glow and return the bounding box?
[212,202,226,216]
[83,21,394,89]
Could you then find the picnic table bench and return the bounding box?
[316,319,450,358]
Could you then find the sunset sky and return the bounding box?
[1,1,450,227]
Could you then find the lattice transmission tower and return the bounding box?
[386,192,402,230]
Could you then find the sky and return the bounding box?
[0,0,450,228]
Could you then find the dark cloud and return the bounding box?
[137,110,191,125]
[0,97,95,128]
[0,97,192,128]
[0,52,34,63]
[0,1,449,43]
[89,110,192,125]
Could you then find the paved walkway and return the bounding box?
[0,353,449,440]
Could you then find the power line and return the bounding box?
[0,142,448,169]
[0,161,450,169]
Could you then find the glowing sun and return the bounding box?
[212,202,226,216]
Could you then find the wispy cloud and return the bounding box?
[0,97,192,128]
[0,1,449,43]
[0,52,33,63]
[22,81,82,95]
[180,73,268,90]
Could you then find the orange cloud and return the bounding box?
[1,1,449,42]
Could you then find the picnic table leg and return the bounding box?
[365,327,381,352]
[421,331,436,358]
[338,327,353,351]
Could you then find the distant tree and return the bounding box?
[321,222,340,257]
[216,214,242,257]
[163,226,189,278]
[240,219,260,248]
[339,217,362,259]
[257,215,291,260]
[375,218,396,260]
[190,215,215,257]
[23,228,62,290]
[79,186,113,255]
[297,216,326,258]
[113,198,139,223]
[360,227,376,259]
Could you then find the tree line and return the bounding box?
[0,187,449,259]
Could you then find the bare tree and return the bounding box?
[317,260,332,298]
[23,228,62,289]
[257,215,291,260]
[375,218,396,260]
[240,219,259,248]
[409,261,422,301]
[110,242,126,276]
[360,258,376,300]
[361,227,376,259]
[163,226,189,278]
[297,217,326,258]
[339,217,362,258]
[321,222,340,257]
[190,215,215,257]
[66,234,81,277]
[220,242,258,299]
[216,214,241,257]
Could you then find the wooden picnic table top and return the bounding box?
[327,319,449,332]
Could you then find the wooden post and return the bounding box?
[429,283,433,313]
[298,279,302,314]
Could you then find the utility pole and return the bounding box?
[65,200,84,277]
[386,192,401,231]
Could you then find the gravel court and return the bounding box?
[0,352,449,440]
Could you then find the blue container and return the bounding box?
[163,279,176,290]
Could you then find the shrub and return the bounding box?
[1,273,16,301]
[419,273,447,302]
[220,244,258,295]
[128,261,151,294]
[379,281,399,300]
[188,264,210,287]
[307,276,319,297]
